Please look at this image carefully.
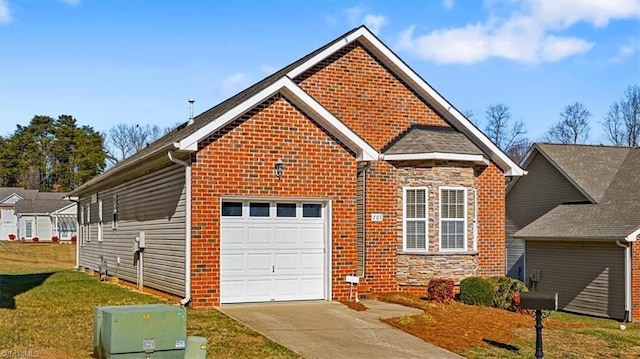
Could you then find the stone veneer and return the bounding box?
[395,161,480,286]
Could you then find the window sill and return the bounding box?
[398,251,479,256]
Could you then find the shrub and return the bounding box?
[493,277,528,311]
[427,279,455,304]
[459,277,495,306]
[71,235,77,244]
[51,236,60,243]
[32,237,39,243]
[8,233,16,240]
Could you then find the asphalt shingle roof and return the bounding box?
[14,199,70,214]
[384,126,483,155]
[515,145,640,240]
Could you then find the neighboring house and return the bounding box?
[1,188,41,240]
[507,143,640,322]
[70,26,524,308]
[15,199,77,241]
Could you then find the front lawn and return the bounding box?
[377,292,640,358]
[0,241,300,359]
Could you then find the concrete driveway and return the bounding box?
[219,300,462,359]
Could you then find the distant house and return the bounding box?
[507,143,640,322]
[0,187,77,242]
[15,199,77,242]
[70,26,524,308]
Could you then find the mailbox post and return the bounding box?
[520,292,558,359]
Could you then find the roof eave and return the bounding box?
[381,152,489,166]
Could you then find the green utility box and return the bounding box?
[94,304,187,359]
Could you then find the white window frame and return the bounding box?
[97,199,103,242]
[112,195,118,230]
[439,187,468,252]
[25,220,34,238]
[86,204,91,242]
[402,187,429,252]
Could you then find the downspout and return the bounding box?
[472,188,478,252]
[357,161,371,278]
[616,240,631,323]
[169,150,192,306]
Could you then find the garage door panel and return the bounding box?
[248,227,272,246]
[221,200,326,304]
[221,227,244,248]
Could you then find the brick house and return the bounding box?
[70,26,524,307]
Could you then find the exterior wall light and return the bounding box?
[274,158,284,178]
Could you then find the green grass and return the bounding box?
[0,241,301,359]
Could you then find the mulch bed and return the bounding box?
[339,300,368,311]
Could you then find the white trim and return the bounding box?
[439,186,468,252]
[288,27,524,176]
[176,77,377,161]
[382,152,489,165]
[625,226,640,242]
[402,187,429,252]
[97,199,103,242]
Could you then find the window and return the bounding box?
[112,195,118,229]
[85,204,91,242]
[249,202,270,217]
[25,220,33,238]
[222,202,242,216]
[440,188,467,251]
[276,203,296,217]
[97,199,103,242]
[302,204,322,218]
[403,187,428,251]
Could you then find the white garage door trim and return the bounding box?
[220,198,331,304]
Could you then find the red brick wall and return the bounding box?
[476,163,506,276]
[361,161,398,293]
[632,242,640,322]
[296,42,449,151]
[190,95,357,307]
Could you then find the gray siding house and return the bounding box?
[507,143,640,322]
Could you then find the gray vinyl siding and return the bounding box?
[526,241,625,320]
[356,170,364,277]
[506,153,587,279]
[78,164,187,296]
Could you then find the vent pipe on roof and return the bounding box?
[187,99,195,126]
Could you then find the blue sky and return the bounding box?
[1,0,639,144]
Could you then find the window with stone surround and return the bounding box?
[403,187,428,251]
[439,187,467,251]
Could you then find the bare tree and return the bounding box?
[506,138,534,164]
[484,103,528,157]
[105,123,162,165]
[545,102,591,144]
[602,85,640,147]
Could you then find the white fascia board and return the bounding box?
[382,152,488,165]
[285,26,524,176]
[626,226,640,242]
[177,77,378,161]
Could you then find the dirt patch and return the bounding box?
[379,292,532,353]
[340,300,368,311]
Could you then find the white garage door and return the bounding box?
[220,200,326,303]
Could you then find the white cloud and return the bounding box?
[328,6,388,35]
[443,0,454,10]
[611,38,638,63]
[396,0,639,65]
[363,14,387,35]
[220,73,249,96]
[0,0,12,25]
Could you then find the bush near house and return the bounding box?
[459,277,495,307]
[426,278,455,303]
[32,237,39,243]
[8,233,16,240]
[51,236,60,243]
[493,276,528,311]
[71,235,77,244]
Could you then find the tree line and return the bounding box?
[0,84,637,190]
[475,84,639,162]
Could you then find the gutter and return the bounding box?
[168,151,192,307]
[616,240,632,323]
